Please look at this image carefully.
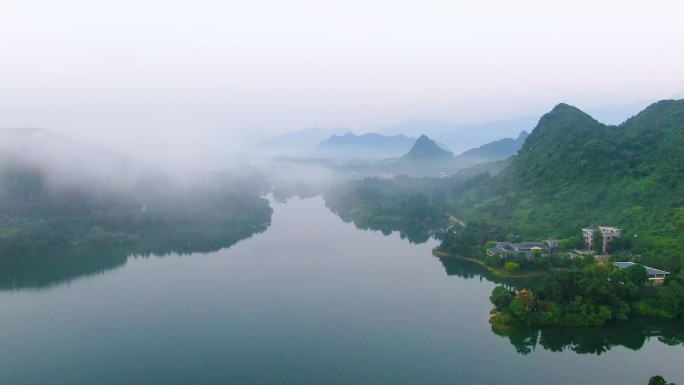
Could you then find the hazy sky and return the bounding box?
[1,0,683,162]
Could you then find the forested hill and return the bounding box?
[453,99,684,268]
[508,102,609,186]
[0,129,273,288]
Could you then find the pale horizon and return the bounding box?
[2,0,683,163]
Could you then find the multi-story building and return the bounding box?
[582,226,621,253]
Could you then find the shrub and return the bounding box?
[504,261,521,273]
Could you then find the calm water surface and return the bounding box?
[0,197,681,384]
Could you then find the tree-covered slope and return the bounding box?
[451,99,684,269]
[507,103,611,187]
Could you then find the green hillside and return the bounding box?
[449,99,684,270]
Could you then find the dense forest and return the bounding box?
[489,264,684,327]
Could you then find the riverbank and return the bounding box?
[432,248,546,280]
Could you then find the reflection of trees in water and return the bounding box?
[437,255,525,287]
[271,187,440,243]
[325,204,442,244]
[491,323,540,355]
[341,218,440,244]
[491,318,684,355]
[0,215,271,290]
[438,256,684,356]
[0,247,129,291]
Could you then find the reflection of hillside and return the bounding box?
[329,208,439,244]
[0,247,128,290]
[0,217,271,290]
[491,317,684,355]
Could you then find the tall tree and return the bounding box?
[593,230,604,254]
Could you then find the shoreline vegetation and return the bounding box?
[435,240,684,327]
[434,246,684,358]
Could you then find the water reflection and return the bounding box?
[437,255,684,355]
[346,222,439,244]
[437,255,524,286]
[491,317,684,355]
[0,216,271,290]
[273,187,443,244]
[326,209,441,244]
[0,247,129,290]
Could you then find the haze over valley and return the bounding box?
[2,1,684,384]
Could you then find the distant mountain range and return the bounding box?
[382,129,528,175]
[380,100,658,152]
[380,117,537,154]
[312,132,416,160]
[271,128,530,177]
[259,99,657,158]
[380,131,528,177]
[260,118,534,158]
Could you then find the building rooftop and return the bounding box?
[583,226,621,232]
[613,262,670,276]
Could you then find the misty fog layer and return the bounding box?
[2,1,683,168]
[1,2,683,384]
[0,128,282,288]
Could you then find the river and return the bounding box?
[0,196,681,384]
